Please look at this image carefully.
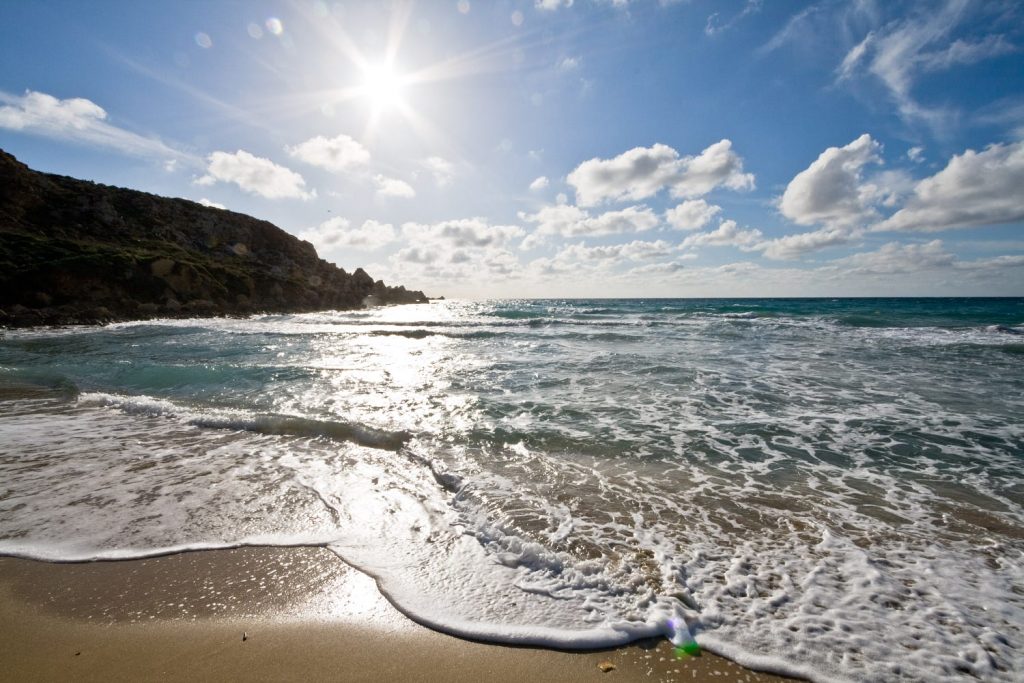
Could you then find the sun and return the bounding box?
[360,63,406,110]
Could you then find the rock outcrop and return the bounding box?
[0,149,428,327]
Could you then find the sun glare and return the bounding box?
[360,63,405,109]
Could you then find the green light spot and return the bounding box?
[674,641,701,658]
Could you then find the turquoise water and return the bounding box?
[1,298,1022,682]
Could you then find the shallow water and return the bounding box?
[1,298,1023,682]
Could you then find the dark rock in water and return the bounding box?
[0,149,429,327]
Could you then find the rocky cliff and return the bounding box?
[0,149,428,327]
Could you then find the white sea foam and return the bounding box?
[2,299,1023,681]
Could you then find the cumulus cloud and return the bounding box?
[196,150,314,199]
[828,240,955,274]
[393,246,440,265]
[0,90,105,131]
[196,198,226,210]
[628,260,691,276]
[285,133,369,172]
[817,240,1024,281]
[779,133,882,228]
[757,227,857,260]
[0,89,190,162]
[374,174,416,198]
[567,140,754,207]
[681,220,763,251]
[536,0,573,10]
[422,156,455,187]
[525,239,679,282]
[907,146,924,163]
[298,217,396,251]
[391,242,524,284]
[665,199,721,230]
[401,218,525,249]
[520,204,659,248]
[529,176,550,191]
[961,254,1024,270]
[875,140,1024,233]
[764,134,925,259]
[557,240,675,262]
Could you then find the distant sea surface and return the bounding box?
[2,298,1022,682]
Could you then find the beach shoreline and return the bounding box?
[0,546,798,682]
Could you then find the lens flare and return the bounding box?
[265,17,284,36]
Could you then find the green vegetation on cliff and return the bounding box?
[0,149,427,326]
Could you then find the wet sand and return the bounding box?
[0,547,799,682]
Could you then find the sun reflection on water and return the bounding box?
[292,304,477,438]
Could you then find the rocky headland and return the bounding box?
[0,149,428,327]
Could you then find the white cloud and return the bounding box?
[602,243,1024,297]
[682,220,764,251]
[298,217,396,251]
[401,218,524,249]
[0,89,190,162]
[196,198,226,210]
[557,240,675,263]
[906,146,925,163]
[567,140,754,207]
[705,0,763,37]
[758,227,858,260]
[974,99,1024,140]
[829,240,955,275]
[285,133,370,172]
[526,239,679,281]
[393,246,439,265]
[917,35,1016,73]
[558,56,580,70]
[959,254,1024,270]
[390,241,525,285]
[779,133,882,228]
[196,150,314,200]
[837,32,873,81]
[875,140,1024,233]
[422,156,455,187]
[374,174,416,198]
[665,199,721,230]
[520,204,660,248]
[759,5,821,55]
[536,0,573,10]
[529,176,550,191]
[765,135,926,259]
[863,169,915,208]
[835,1,1016,124]
[627,260,690,276]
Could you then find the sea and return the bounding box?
[1,298,1022,682]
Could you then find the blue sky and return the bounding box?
[2,0,1022,298]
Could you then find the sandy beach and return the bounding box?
[0,547,797,682]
